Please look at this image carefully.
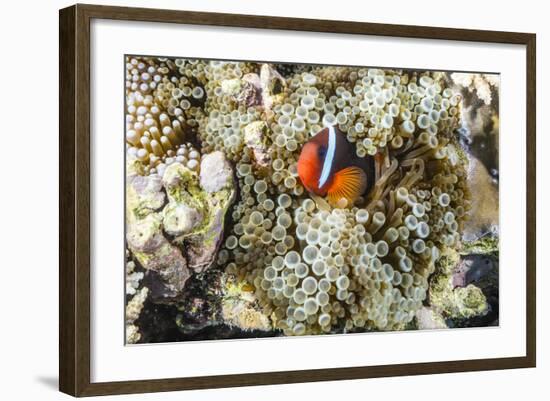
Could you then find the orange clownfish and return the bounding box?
[297,126,374,207]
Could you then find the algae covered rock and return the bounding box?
[185,201,231,273]
[191,152,236,272]
[126,171,192,298]
[428,248,491,323]
[222,300,272,331]
[221,78,243,98]
[162,153,235,273]
[452,285,489,319]
[126,213,164,252]
[126,213,190,297]
[221,277,271,332]
[259,63,286,110]
[163,202,202,237]
[243,121,271,168]
[221,75,262,107]
[126,151,235,299]
[126,168,166,218]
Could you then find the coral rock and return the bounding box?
[244,121,271,168]
[221,78,243,97]
[452,285,489,319]
[452,254,497,288]
[125,287,149,344]
[162,162,196,191]
[126,214,164,252]
[163,202,202,236]
[185,221,221,271]
[238,74,263,107]
[199,151,234,193]
[222,300,272,331]
[126,287,149,324]
[429,249,489,321]
[126,324,141,344]
[126,172,166,217]
[186,191,235,272]
[463,157,498,241]
[127,216,190,296]
[415,307,448,330]
[222,277,271,331]
[160,154,236,273]
[126,171,192,297]
[221,75,262,107]
[260,64,286,110]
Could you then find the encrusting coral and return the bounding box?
[125,56,497,340]
[428,248,489,322]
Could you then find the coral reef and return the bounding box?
[125,56,499,342]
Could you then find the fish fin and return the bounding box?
[326,167,367,207]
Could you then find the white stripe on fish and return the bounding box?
[318,125,336,188]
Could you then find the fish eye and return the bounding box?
[317,146,327,159]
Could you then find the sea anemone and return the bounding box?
[126,57,473,336]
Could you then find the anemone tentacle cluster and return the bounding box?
[126,57,474,336]
[125,57,208,175]
[212,66,470,334]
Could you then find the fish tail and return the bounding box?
[326,167,367,207]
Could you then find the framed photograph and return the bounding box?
[59,4,536,397]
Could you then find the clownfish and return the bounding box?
[297,126,374,207]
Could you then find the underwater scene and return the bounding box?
[125,57,499,344]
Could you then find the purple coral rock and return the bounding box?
[186,206,226,273]
[128,174,166,211]
[452,254,495,288]
[126,215,165,253]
